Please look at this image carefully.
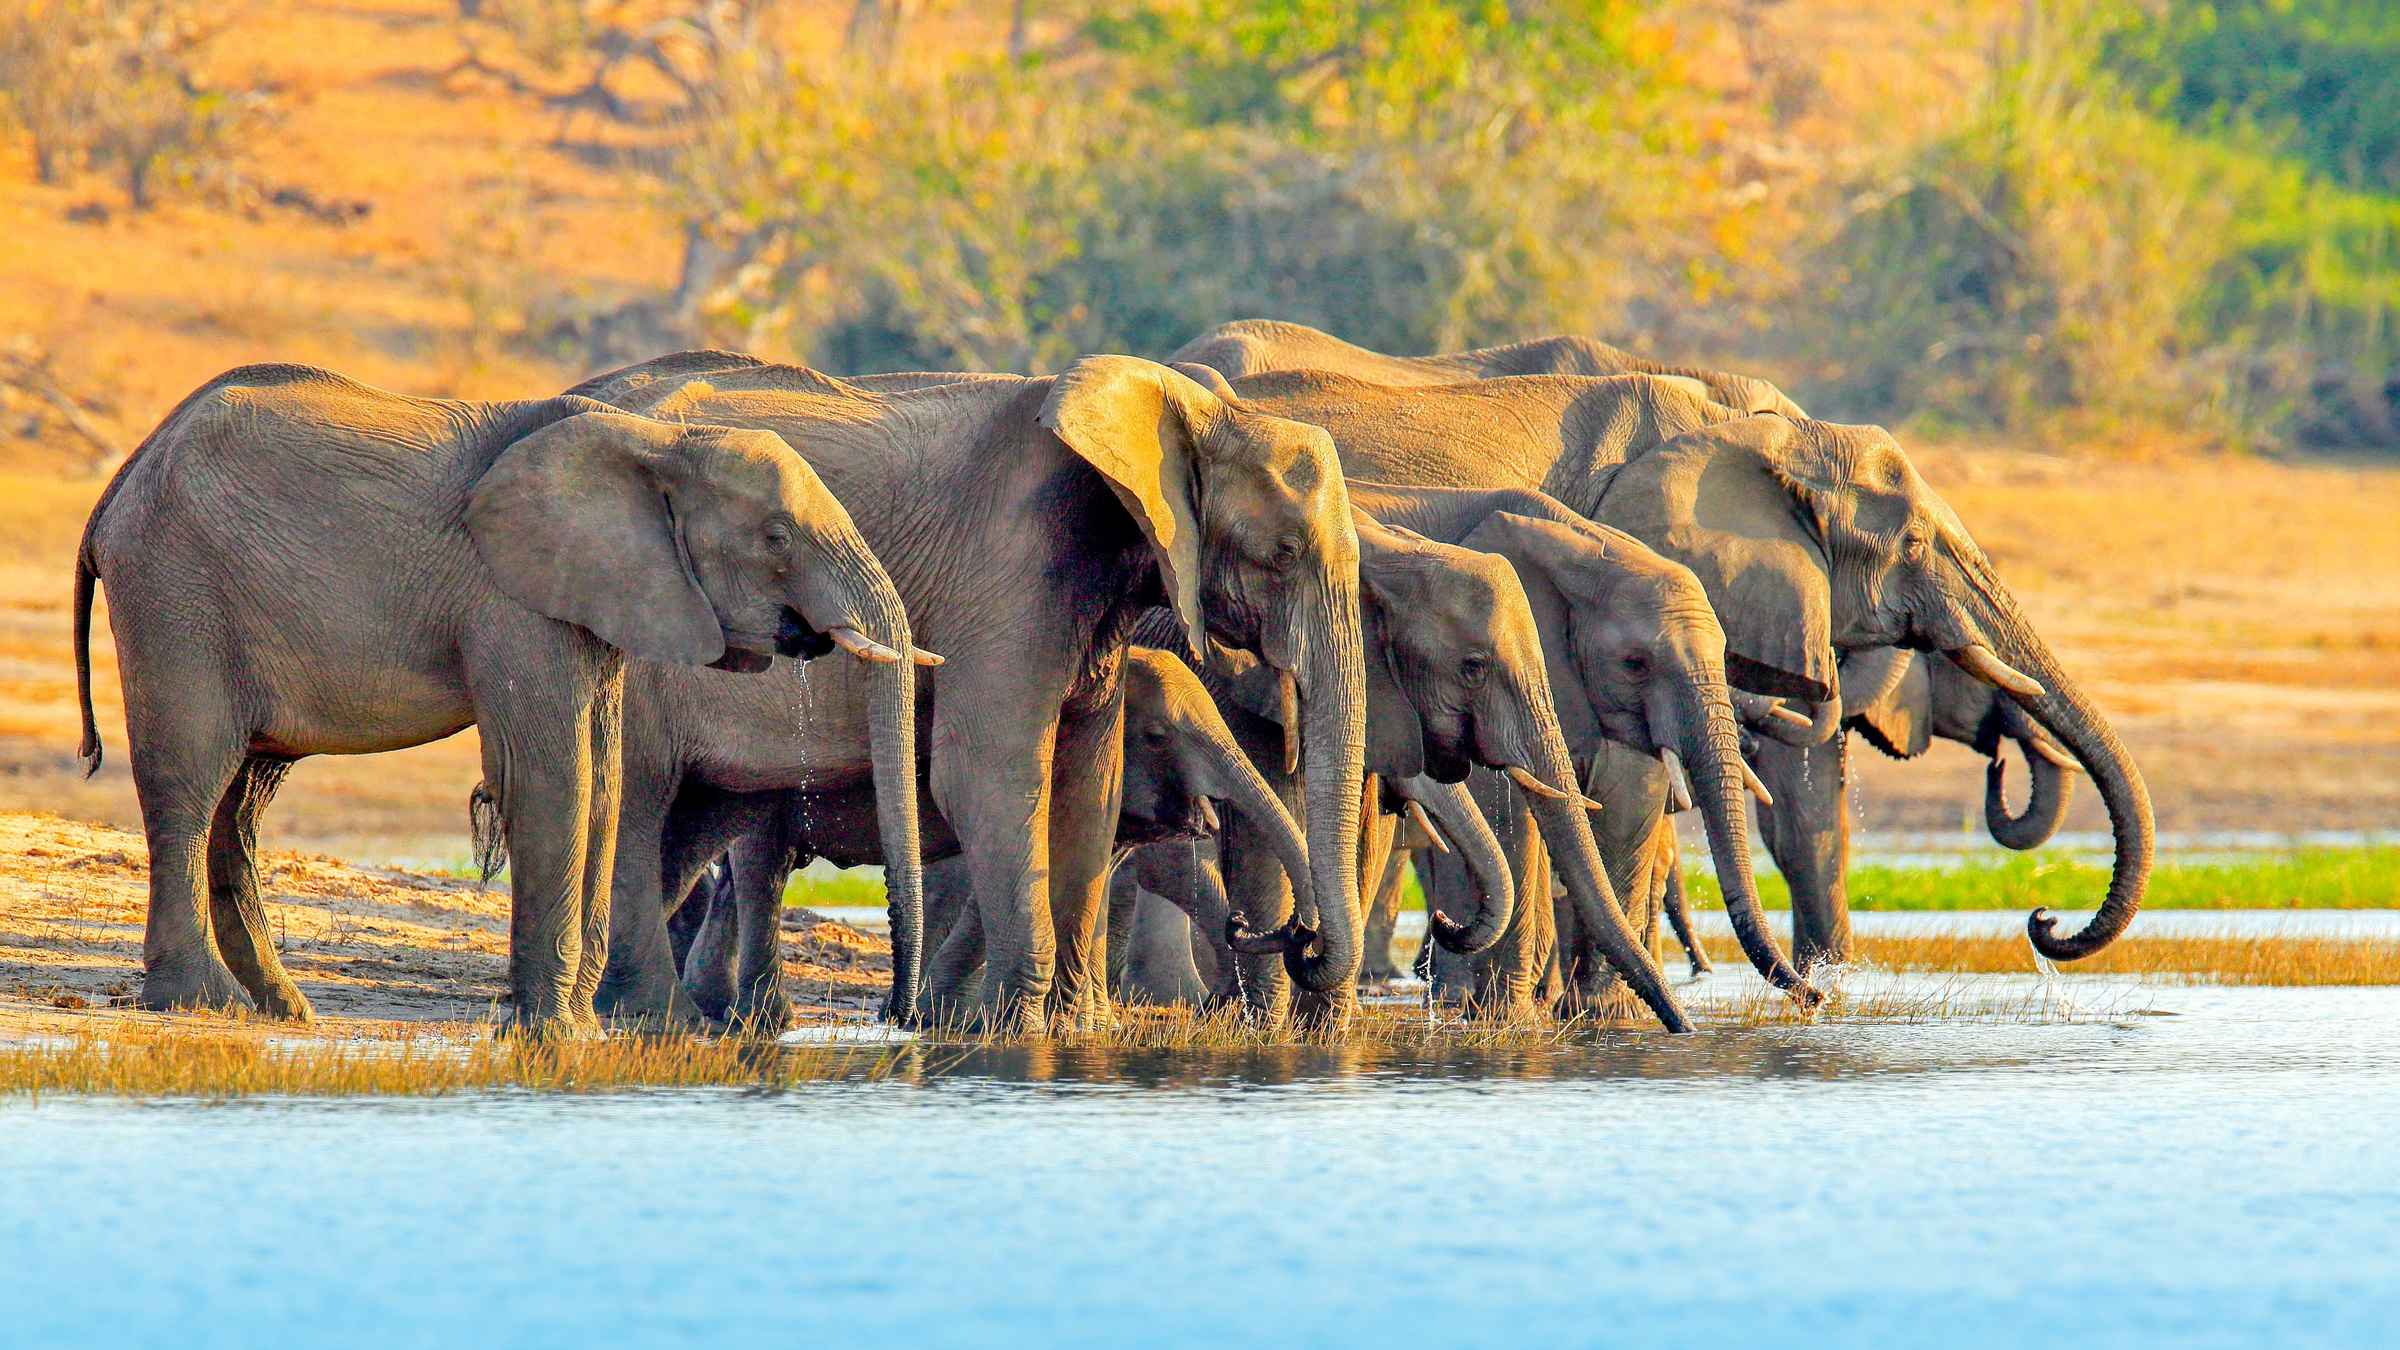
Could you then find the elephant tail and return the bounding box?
[72,547,101,778]
[468,783,509,886]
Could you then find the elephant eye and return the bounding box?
[1903,531,1930,562]
[1621,652,1651,676]
[1269,535,1303,570]
[1140,723,1172,748]
[1459,654,1490,688]
[764,521,794,555]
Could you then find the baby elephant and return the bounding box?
[72,364,924,1036]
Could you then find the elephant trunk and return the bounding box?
[1673,678,1820,1007]
[1515,695,1690,1031]
[794,546,925,1020]
[1280,589,1369,997]
[1190,696,1315,920]
[1984,738,2075,851]
[1405,777,1515,955]
[1959,570,2152,960]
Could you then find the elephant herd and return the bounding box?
[71,320,2151,1038]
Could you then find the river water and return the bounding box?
[4,974,2397,1347]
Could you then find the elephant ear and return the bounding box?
[1040,355,1215,651]
[467,410,726,667]
[1844,647,1933,759]
[1596,414,1835,704]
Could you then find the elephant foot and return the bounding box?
[679,973,737,1024]
[140,952,254,1014]
[1561,980,1649,1027]
[246,976,316,1023]
[721,980,796,1036]
[500,1009,591,1042]
[1291,988,1357,1032]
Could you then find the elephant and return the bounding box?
[1167,319,1808,419]
[561,351,1369,1030]
[1148,506,1694,1030]
[69,364,921,1035]
[1164,363,2153,967]
[1752,645,2079,971]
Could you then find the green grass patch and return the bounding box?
[774,848,2400,915]
[1681,847,2400,913]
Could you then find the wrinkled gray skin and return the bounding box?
[567,352,1367,1031]
[72,365,915,1036]
[1153,509,1691,1031]
[1169,318,1809,419]
[1171,361,2153,966]
[1751,646,2078,971]
[1335,479,1814,1015]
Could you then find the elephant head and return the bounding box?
[467,406,938,1014]
[1839,647,2078,851]
[1117,647,1315,907]
[1459,510,1816,1006]
[1596,413,2151,959]
[1339,515,1690,1030]
[1042,357,1367,995]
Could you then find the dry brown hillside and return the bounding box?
[0,1,2394,863]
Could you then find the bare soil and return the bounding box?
[0,811,888,1039]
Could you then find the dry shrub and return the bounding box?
[0,0,276,210]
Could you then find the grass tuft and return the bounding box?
[0,1024,910,1100]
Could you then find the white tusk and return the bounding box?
[2028,736,2081,772]
[1403,798,1451,853]
[1196,796,1221,834]
[1766,702,1814,729]
[1503,765,1574,803]
[828,627,901,664]
[1740,758,1774,808]
[1952,643,2045,699]
[1275,668,1300,775]
[1659,747,1694,814]
[909,645,945,668]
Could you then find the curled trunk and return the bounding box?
[1984,740,2074,851]
[1968,579,2154,960]
[1404,776,1515,954]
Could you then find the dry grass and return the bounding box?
[0,1020,913,1099]
[1854,930,2400,987]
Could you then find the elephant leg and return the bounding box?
[666,859,718,974]
[567,667,625,1033]
[1359,836,1407,984]
[1754,735,1854,971]
[920,856,985,1016]
[592,772,685,1026]
[1046,693,1127,1032]
[1105,866,1141,997]
[679,861,739,1020]
[1657,825,1712,977]
[929,700,1059,1032]
[205,755,313,1020]
[1126,887,1209,1006]
[467,632,616,1038]
[121,659,250,1013]
[723,822,799,1031]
